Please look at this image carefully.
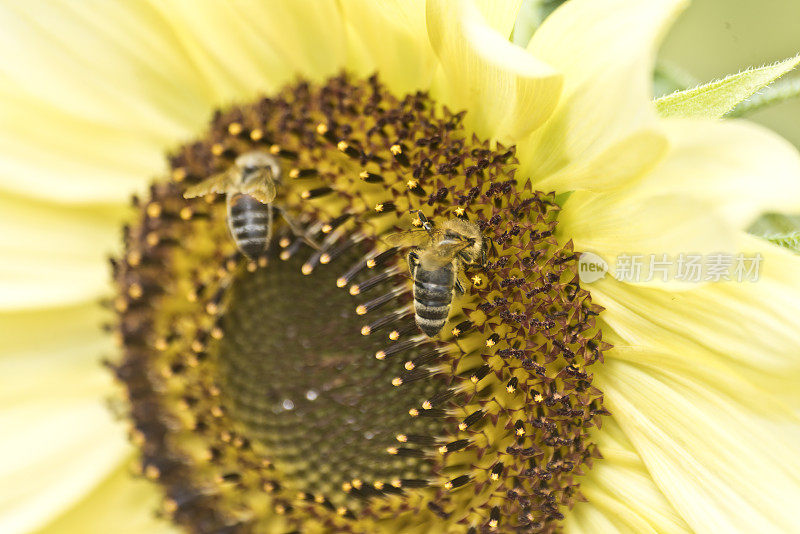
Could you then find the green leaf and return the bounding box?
[748,213,800,254]
[727,75,800,117]
[654,54,800,119]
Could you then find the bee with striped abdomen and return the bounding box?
[385,212,487,337]
[184,150,316,260]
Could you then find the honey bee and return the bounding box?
[385,212,487,337]
[183,150,315,260]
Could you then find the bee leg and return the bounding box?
[407,249,420,276]
[276,206,321,250]
[454,277,466,296]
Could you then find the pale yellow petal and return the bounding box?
[598,357,800,532]
[0,1,206,203]
[473,0,523,38]
[33,458,177,534]
[426,0,562,141]
[566,419,691,534]
[0,305,129,534]
[589,234,800,378]
[340,0,438,95]
[538,129,668,193]
[521,0,687,182]
[0,195,124,310]
[633,118,800,229]
[558,190,736,285]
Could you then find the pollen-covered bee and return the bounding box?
[183,150,315,260]
[385,212,487,337]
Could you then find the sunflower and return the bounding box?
[3,0,800,533]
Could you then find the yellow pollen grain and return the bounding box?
[507,385,516,393]
[451,328,461,337]
[390,144,402,155]
[375,203,384,212]
[391,479,402,488]
[373,481,384,490]
[179,207,193,220]
[185,354,199,367]
[172,168,187,182]
[404,361,414,370]
[258,257,268,268]
[164,499,178,514]
[289,168,300,179]
[279,251,290,261]
[249,128,263,141]
[191,340,204,353]
[316,123,328,135]
[269,144,280,155]
[338,141,350,151]
[389,330,400,340]
[206,302,219,315]
[454,206,465,216]
[320,253,331,264]
[422,400,432,410]
[279,237,291,248]
[145,232,159,247]
[486,338,496,347]
[352,479,363,489]
[472,275,483,286]
[127,250,142,267]
[144,465,160,479]
[211,327,224,340]
[315,494,325,504]
[409,408,419,417]
[396,434,408,443]
[391,377,402,387]
[301,263,313,275]
[366,259,377,268]
[245,261,257,273]
[490,472,499,481]
[227,122,242,135]
[359,170,369,179]
[490,519,498,528]
[114,297,128,313]
[211,143,224,156]
[342,482,352,492]
[443,481,453,490]
[458,422,467,431]
[146,203,162,218]
[375,351,386,360]
[208,384,221,396]
[349,285,360,295]
[336,507,347,516]
[412,217,422,227]
[406,179,418,189]
[438,445,448,454]
[300,190,311,199]
[322,223,333,233]
[516,427,526,436]
[360,325,371,336]
[128,283,143,299]
[263,482,275,492]
[356,305,367,315]
[275,504,286,515]
[210,405,224,418]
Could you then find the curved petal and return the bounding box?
[558,190,737,286]
[33,459,178,534]
[0,304,129,534]
[426,0,562,141]
[0,195,123,310]
[589,234,800,381]
[520,0,687,183]
[340,0,438,95]
[633,119,800,229]
[598,355,800,533]
[565,418,691,534]
[0,0,347,204]
[538,129,669,193]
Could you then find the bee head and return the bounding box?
[236,150,282,181]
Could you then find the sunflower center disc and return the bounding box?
[219,251,440,504]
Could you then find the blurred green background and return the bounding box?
[658,0,800,148]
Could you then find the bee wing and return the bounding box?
[382,228,431,248]
[425,240,473,268]
[240,168,277,204]
[183,170,235,198]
